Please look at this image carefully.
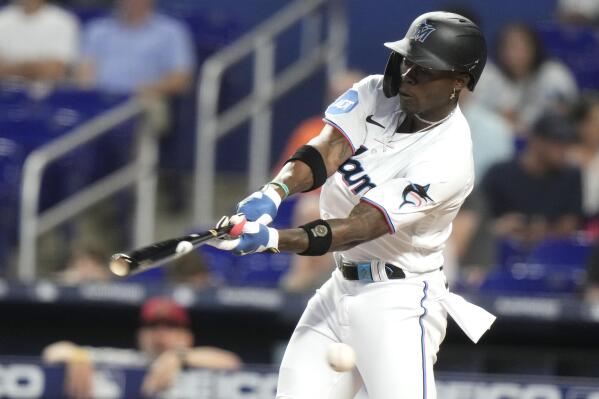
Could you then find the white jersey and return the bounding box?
[321,74,474,273]
[0,4,79,63]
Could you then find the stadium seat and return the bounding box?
[537,22,599,90]
[200,240,292,288]
[480,237,594,294]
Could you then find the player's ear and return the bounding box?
[454,73,470,91]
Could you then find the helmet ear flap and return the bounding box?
[383,52,403,98]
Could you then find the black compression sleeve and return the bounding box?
[286,145,327,192]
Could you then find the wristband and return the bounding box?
[269,181,290,199]
[298,219,332,256]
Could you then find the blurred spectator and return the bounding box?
[474,22,578,134]
[75,0,195,98]
[569,92,599,236]
[482,114,582,246]
[460,85,514,185]
[58,244,111,284]
[166,251,216,289]
[277,70,365,293]
[0,0,79,84]
[557,0,599,26]
[443,87,513,284]
[585,243,599,302]
[43,296,241,398]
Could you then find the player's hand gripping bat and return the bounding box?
[109,215,246,277]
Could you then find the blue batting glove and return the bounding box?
[237,184,282,225]
[208,215,279,256]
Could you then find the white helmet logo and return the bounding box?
[413,21,436,43]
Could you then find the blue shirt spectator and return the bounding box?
[77,0,195,97]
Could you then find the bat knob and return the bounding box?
[109,253,134,277]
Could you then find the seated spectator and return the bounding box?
[43,297,241,398]
[58,244,112,284]
[569,92,599,237]
[443,86,514,284]
[482,114,582,246]
[75,0,195,98]
[474,22,578,134]
[557,0,599,26]
[0,0,79,84]
[166,251,217,289]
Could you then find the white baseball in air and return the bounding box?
[326,343,356,372]
[175,241,194,255]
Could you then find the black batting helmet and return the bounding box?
[382,11,487,98]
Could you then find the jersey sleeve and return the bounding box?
[361,171,469,234]
[323,76,377,154]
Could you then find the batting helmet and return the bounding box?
[382,11,487,98]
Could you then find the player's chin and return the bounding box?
[398,97,419,114]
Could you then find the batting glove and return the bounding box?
[208,214,279,256]
[236,184,282,225]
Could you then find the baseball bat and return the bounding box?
[109,220,241,277]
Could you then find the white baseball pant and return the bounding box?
[276,267,448,399]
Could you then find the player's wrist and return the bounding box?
[268,181,290,200]
[266,226,280,250]
[261,184,283,207]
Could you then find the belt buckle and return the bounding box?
[356,263,373,282]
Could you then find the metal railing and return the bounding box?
[193,0,347,225]
[18,98,158,281]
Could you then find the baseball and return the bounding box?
[175,241,193,255]
[326,343,356,372]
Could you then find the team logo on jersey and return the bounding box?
[413,21,436,43]
[326,90,358,115]
[399,183,433,209]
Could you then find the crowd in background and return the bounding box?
[1,0,599,301]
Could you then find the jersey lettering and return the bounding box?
[338,157,376,195]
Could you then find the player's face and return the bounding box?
[137,324,193,357]
[532,137,569,170]
[397,59,456,115]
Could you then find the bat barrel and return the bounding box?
[109,253,136,277]
[108,223,234,277]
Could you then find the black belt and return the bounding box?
[339,262,444,281]
[339,261,406,281]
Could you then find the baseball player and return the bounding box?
[209,11,496,399]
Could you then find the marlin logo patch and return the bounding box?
[413,21,436,43]
[399,183,433,209]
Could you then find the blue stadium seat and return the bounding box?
[537,22,599,90]
[200,245,292,287]
[480,237,593,294]
[0,88,135,265]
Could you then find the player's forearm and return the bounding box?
[273,161,315,196]
[138,70,192,97]
[0,60,67,80]
[184,347,242,370]
[278,220,379,253]
[278,203,389,253]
